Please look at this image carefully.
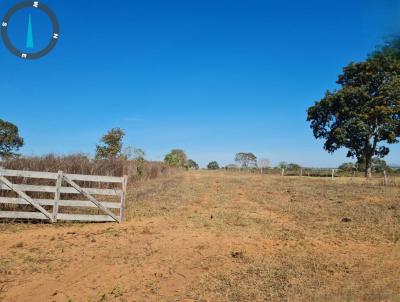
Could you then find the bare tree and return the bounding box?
[258,158,270,174]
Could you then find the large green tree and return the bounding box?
[307,54,400,177]
[207,161,220,170]
[95,128,125,159]
[164,149,188,168]
[0,119,24,159]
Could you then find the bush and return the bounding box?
[164,149,188,168]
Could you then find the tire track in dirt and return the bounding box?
[231,181,304,233]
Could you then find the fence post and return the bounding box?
[383,170,388,186]
[281,168,285,177]
[300,168,303,177]
[53,170,63,222]
[331,169,335,180]
[120,175,128,223]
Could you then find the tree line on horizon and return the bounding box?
[0,120,398,174]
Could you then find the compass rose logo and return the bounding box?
[1,1,60,60]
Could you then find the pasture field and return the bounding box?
[0,171,399,301]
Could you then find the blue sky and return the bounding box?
[1,0,399,167]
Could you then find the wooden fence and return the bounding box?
[0,169,128,223]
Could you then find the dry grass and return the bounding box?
[188,172,400,302]
[0,170,399,301]
[1,154,174,181]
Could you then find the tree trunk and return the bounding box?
[363,137,374,178]
[365,154,372,178]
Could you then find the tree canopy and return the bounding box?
[207,161,220,170]
[371,158,391,173]
[95,128,125,159]
[164,149,188,168]
[287,163,301,170]
[307,53,400,177]
[372,36,400,60]
[188,159,199,170]
[234,152,257,168]
[0,119,24,159]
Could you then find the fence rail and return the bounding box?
[0,169,128,223]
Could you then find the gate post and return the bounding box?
[53,170,63,222]
[120,175,128,223]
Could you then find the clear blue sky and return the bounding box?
[1,0,399,167]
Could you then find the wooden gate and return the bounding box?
[0,169,128,223]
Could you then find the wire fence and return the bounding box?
[223,166,400,187]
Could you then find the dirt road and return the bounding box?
[0,171,399,301]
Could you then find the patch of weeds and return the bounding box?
[144,245,157,257]
[230,250,245,259]
[277,228,304,241]
[226,213,249,227]
[23,255,35,264]
[190,260,297,301]
[97,293,107,302]
[110,286,124,298]
[141,226,152,234]
[145,281,159,295]
[0,259,11,274]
